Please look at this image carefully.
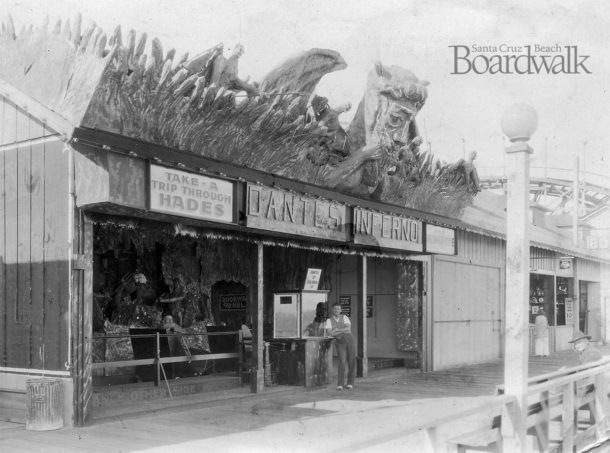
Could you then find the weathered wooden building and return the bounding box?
[1,15,609,427]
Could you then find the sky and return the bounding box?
[4,0,610,183]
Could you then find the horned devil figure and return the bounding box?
[323,62,429,199]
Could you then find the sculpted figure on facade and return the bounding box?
[0,14,478,216]
[305,95,352,165]
[209,43,260,97]
[445,150,481,193]
[321,62,429,199]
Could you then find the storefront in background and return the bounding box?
[526,248,606,354]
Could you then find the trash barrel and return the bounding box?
[25,378,63,431]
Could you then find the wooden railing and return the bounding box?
[520,359,610,452]
[92,330,247,387]
[408,394,518,452]
[442,359,610,452]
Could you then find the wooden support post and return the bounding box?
[594,372,610,438]
[251,243,265,393]
[501,105,537,452]
[356,254,368,377]
[237,330,243,382]
[562,381,575,452]
[72,210,94,426]
[155,332,160,387]
[535,390,550,451]
[502,139,533,453]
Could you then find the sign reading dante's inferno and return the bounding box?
[352,208,423,252]
[246,184,348,241]
[149,165,233,223]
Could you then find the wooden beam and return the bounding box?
[356,255,367,377]
[251,243,265,393]
[0,79,74,138]
[72,214,93,426]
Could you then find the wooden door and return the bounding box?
[432,259,502,370]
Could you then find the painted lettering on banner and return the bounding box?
[246,184,348,241]
[149,164,233,223]
[352,207,423,252]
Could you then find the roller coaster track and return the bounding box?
[478,166,610,221]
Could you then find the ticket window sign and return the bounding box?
[304,268,322,291]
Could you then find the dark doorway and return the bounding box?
[579,281,589,334]
[211,281,249,329]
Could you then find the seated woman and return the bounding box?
[303,302,327,337]
[163,315,191,362]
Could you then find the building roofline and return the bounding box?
[71,126,610,264]
[0,78,75,139]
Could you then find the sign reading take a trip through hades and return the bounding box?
[246,184,348,241]
[149,164,233,223]
[352,208,423,252]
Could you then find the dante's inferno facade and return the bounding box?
[1,15,609,426]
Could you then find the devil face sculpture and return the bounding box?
[365,62,428,158]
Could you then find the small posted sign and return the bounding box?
[565,297,574,322]
[340,295,351,317]
[304,268,322,290]
[558,257,573,271]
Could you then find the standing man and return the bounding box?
[325,302,356,390]
[534,307,550,357]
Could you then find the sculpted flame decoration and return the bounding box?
[0,14,480,217]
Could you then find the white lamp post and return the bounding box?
[501,103,538,452]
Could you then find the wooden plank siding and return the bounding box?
[432,230,505,370]
[577,258,601,282]
[530,247,556,273]
[43,135,71,371]
[0,95,71,371]
[0,99,5,365]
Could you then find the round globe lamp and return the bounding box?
[501,103,538,142]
